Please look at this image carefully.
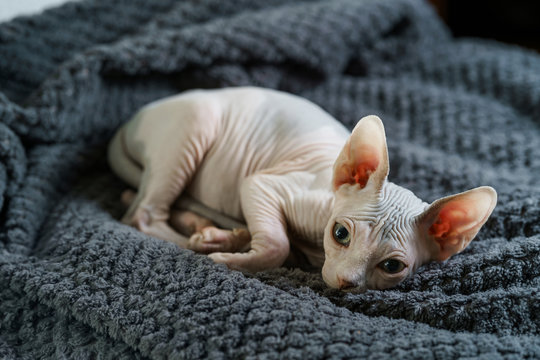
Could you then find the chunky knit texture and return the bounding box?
[1,0,539,358]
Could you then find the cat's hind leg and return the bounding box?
[108,100,219,247]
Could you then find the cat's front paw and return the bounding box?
[207,242,289,273]
[189,227,251,254]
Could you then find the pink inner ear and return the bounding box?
[335,146,380,189]
[352,156,379,188]
[428,202,469,241]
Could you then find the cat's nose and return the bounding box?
[337,277,355,290]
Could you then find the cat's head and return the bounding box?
[322,116,497,291]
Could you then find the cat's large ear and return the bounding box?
[417,187,497,261]
[333,115,389,191]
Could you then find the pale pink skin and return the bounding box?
[108,87,497,291]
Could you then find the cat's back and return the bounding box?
[185,87,349,218]
[131,87,348,219]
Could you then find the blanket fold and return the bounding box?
[0,0,539,358]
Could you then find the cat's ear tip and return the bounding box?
[351,115,387,140]
[357,115,384,128]
[477,186,497,197]
[361,114,383,122]
[353,115,387,140]
[468,186,498,211]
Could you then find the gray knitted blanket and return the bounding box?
[0,0,539,358]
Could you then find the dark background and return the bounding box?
[429,0,540,52]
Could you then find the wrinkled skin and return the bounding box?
[108,87,497,291]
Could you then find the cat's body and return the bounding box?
[108,87,497,291]
[110,87,346,267]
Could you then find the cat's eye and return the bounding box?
[332,223,350,246]
[378,259,406,274]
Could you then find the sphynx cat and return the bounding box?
[108,87,497,291]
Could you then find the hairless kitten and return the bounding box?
[108,87,497,291]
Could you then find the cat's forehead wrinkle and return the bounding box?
[376,182,427,219]
[370,182,428,247]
